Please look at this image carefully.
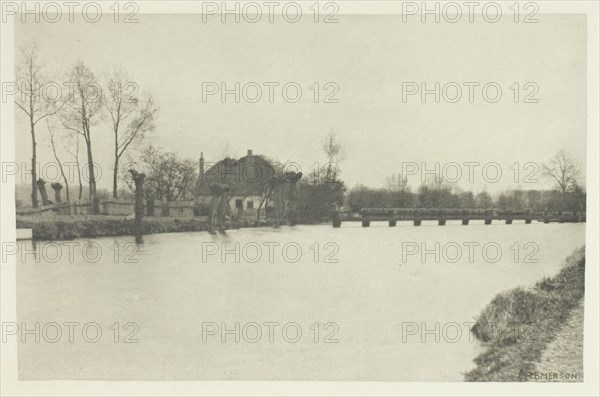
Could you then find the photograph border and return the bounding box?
[1,1,598,395]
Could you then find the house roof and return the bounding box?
[195,153,276,196]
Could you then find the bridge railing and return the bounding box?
[331,207,585,227]
[357,208,583,217]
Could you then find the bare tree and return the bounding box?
[59,61,103,213]
[476,190,492,210]
[385,173,409,193]
[15,43,64,208]
[63,130,83,200]
[104,68,157,198]
[46,119,70,201]
[542,150,581,195]
[141,145,197,202]
[322,130,345,182]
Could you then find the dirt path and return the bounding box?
[532,300,584,382]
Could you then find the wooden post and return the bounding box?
[130,171,145,244]
[388,211,397,227]
[506,210,513,224]
[438,219,446,226]
[413,219,421,226]
[208,183,221,234]
[332,211,341,228]
[462,219,469,225]
[484,210,493,225]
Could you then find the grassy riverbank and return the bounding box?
[465,246,585,382]
[16,215,209,240]
[16,215,282,241]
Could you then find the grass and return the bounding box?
[16,214,285,240]
[465,246,585,381]
[16,215,211,240]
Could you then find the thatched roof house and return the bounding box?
[195,150,276,211]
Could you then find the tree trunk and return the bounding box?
[285,172,302,225]
[30,124,38,208]
[113,133,119,198]
[37,179,50,206]
[77,161,83,200]
[113,161,119,199]
[50,134,70,202]
[257,197,267,221]
[51,183,63,203]
[287,180,299,225]
[208,194,219,234]
[216,188,229,232]
[132,172,145,244]
[85,137,98,214]
[74,138,83,200]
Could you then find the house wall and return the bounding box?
[101,200,135,215]
[195,195,277,219]
[196,195,265,209]
[229,195,263,211]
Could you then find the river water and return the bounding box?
[15,221,585,381]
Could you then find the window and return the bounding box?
[246,200,254,209]
[235,199,243,209]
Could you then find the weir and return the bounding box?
[332,208,586,227]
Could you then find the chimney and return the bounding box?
[199,152,205,175]
[247,149,253,156]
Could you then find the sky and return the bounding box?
[14,12,587,193]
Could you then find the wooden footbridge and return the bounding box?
[332,208,586,227]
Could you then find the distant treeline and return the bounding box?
[346,184,586,213]
[345,150,585,214]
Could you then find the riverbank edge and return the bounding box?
[465,246,585,382]
[15,215,286,241]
